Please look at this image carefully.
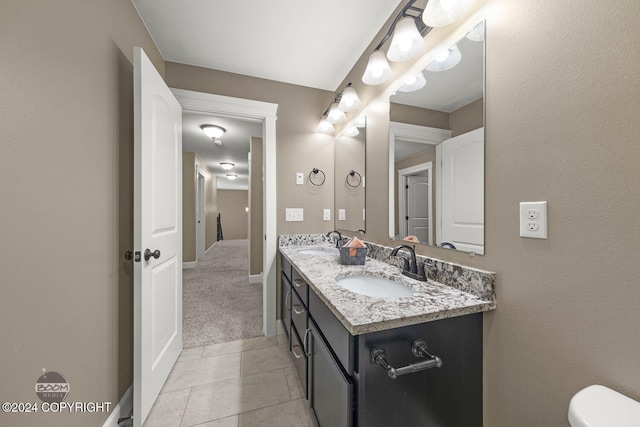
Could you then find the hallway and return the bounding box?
[182,239,263,348]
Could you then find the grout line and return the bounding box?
[178,387,193,427]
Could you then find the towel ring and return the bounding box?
[346,170,362,187]
[309,168,326,186]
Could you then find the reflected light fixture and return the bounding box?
[354,116,366,128]
[387,16,425,62]
[422,0,476,28]
[226,174,237,180]
[338,83,361,112]
[426,44,462,72]
[200,124,226,139]
[340,126,359,138]
[317,114,335,134]
[466,20,485,42]
[327,101,347,124]
[398,71,427,92]
[220,162,234,170]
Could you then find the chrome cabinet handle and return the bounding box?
[303,328,311,356]
[292,304,305,315]
[293,279,305,288]
[144,249,160,261]
[285,290,291,310]
[291,344,304,359]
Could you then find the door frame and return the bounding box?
[397,162,432,244]
[171,88,278,337]
[196,165,206,261]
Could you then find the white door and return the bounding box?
[133,47,183,427]
[407,175,431,244]
[196,168,205,260]
[440,127,484,254]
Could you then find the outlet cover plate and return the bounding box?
[520,201,547,239]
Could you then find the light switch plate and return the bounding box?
[520,201,547,239]
[296,173,304,185]
[323,209,331,221]
[285,208,304,222]
[338,209,346,221]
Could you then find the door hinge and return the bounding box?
[134,251,141,262]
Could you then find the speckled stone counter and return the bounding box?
[279,234,496,335]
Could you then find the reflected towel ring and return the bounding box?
[346,170,362,187]
[309,168,326,186]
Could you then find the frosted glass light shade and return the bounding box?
[327,102,346,124]
[426,44,462,72]
[338,84,361,112]
[220,162,234,170]
[362,50,393,85]
[341,126,359,138]
[466,21,485,42]
[387,17,425,62]
[200,124,226,138]
[226,174,237,180]
[398,71,427,92]
[317,115,335,134]
[422,0,476,28]
[354,116,366,128]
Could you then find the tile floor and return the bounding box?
[143,335,314,427]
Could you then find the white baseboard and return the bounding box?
[103,384,132,427]
[205,241,219,255]
[183,260,198,269]
[249,273,263,284]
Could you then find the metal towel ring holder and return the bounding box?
[346,170,362,187]
[309,168,326,186]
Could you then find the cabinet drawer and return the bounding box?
[281,254,292,282]
[280,272,292,343]
[290,326,308,399]
[309,288,354,375]
[291,269,308,306]
[291,290,308,338]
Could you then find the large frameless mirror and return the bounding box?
[335,118,366,233]
[389,21,485,254]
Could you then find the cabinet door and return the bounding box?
[309,320,353,427]
[280,272,292,343]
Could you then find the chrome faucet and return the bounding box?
[390,244,422,280]
[326,230,343,248]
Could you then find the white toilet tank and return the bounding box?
[569,384,640,427]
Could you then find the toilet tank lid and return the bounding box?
[569,385,640,427]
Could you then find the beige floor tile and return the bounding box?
[238,399,313,427]
[276,334,289,346]
[178,346,205,362]
[186,415,238,427]
[241,343,293,376]
[180,369,291,426]
[284,367,305,400]
[162,352,242,392]
[202,336,278,359]
[143,388,191,427]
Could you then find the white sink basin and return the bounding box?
[337,275,414,299]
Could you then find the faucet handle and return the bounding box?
[398,255,410,272]
[418,261,436,280]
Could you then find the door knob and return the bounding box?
[144,249,161,261]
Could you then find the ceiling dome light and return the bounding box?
[426,44,462,72]
[362,50,393,85]
[387,16,425,62]
[466,20,485,42]
[398,71,427,92]
[200,124,226,139]
[338,84,361,112]
[326,102,346,124]
[226,174,237,180]
[317,115,335,134]
[220,162,234,170]
[422,0,476,28]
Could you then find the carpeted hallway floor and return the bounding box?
[182,239,263,348]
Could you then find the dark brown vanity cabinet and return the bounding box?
[280,254,483,427]
[280,256,292,343]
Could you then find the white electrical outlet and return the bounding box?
[285,208,304,222]
[323,209,331,221]
[520,202,547,239]
[296,173,304,185]
[338,209,346,221]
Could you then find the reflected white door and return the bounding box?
[196,169,205,260]
[133,47,183,427]
[407,175,431,244]
[440,127,484,254]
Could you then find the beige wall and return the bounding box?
[390,102,450,129]
[0,1,163,426]
[183,152,217,263]
[339,1,640,426]
[218,190,248,240]
[450,97,484,137]
[250,137,264,276]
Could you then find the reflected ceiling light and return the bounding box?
[466,20,485,42]
[317,115,335,134]
[362,50,394,85]
[398,71,427,92]
[422,0,476,28]
[426,44,462,72]
[341,126,359,138]
[354,116,366,128]
[226,174,237,180]
[387,16,425,62]
[327,102,347,124]
[220,162,234,170]
[200,124,226,139]
[338,83,361,112]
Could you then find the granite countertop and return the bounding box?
[280,244,496,335]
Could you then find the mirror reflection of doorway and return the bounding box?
[398,163,432,245]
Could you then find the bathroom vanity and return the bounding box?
[279,235,496,427]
